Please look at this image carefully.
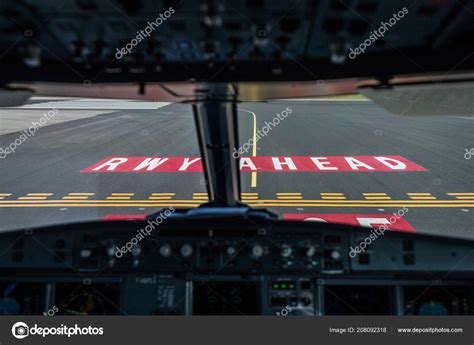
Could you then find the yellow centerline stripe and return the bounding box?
[240,108,257,188]
[68,193,95,196]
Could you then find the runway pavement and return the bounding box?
[0,97,472,238]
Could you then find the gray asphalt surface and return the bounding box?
[0,98,472,238]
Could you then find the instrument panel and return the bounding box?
[0,220,473,315]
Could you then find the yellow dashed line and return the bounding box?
[0,203,201,208]
[363,193,391,200]
[277,192,303,200]
[25,193,53,196]
[321,193,346,200]
[242,193,259,200]
[448,193,474,199]
[249,203,473,208]
[19,193,53,200]
[63,196,90,200]
[410,197,437,200]
[18,197,50,200]
[4,191,474,207]
[107,193,135,200]
[408,193,436,200]
[1,199,472,204]
[193,193,209,200]
[0,200,202,204]
[363,196,389,198]
[62,192,94,200]
[250,199,472,203]
[148,193,175,200]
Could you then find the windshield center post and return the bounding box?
[192,83,242,207]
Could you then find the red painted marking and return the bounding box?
[283,213,415,232]
[102,214,146,221]
[83,156,427,173]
